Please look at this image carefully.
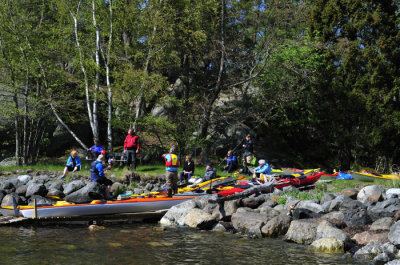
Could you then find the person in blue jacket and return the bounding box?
[252,159,271,179]
[60,150,81,179]
[87,139,104,160]
[223,150,237,173]
[90,154,113,199]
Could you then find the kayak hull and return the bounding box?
[20,197,195,218]
[350,172,400,182]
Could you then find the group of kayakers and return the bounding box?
[60,130,271,198]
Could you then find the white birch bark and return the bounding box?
[92,0,100,139]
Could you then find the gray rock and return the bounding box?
[15,185,27,196]
[64,182,105,203]
[259,206,281,217]
[46,188,65,198]
[389,221,400,246]
[320,193,336,205]
[17,175,32,185]
[386,189,400,200]
[259,200,278,209]
[352,231,389,246]
[203,203,218,214]
[224,200,238,217]
[371,217,394,231]
[372,252,396,265]
[194,194,219,210]
[321,211,345,222]
[231,211,271,233]
[34,175,50,183]
[310,238,344,253]
[49,181,64,191]
[63,180,86,195]
[298,201,324,214]
[0,189,5,204]
[28,195,56,206]
[212,223,227,232]
[134,188,144,195]
[368,199,400,221]
[248,226,263,239]
[316,220,350,243]
[26,183,47,198]
[145,183,153,191]
[326,195,363,212]
[183,208,217,229]
[261,214,292,237]
[354,242,398,259]
[273,204,286,213]
[343,208,372,227]
[159,199,197,226]
[110,182,124,194]
[357,185,385,203]
[239,196,265,209]
[285,219,320,244]
[0,193,23,207]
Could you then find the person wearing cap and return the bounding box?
[253,159,271,179]
[60,150,81,179]
[242,134,254,175]
[87,139,104,160]
[162,146,180,197]
[90,154,113,199]
[124,128,140,171]
[188,162,216,184]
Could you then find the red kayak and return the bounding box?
[274,172,323,190]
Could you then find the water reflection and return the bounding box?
[0,224,367,265]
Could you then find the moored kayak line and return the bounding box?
[20,197,195,218]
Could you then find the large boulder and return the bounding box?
[183,208,217,229]
[63,180,86,195]
[159,199,197,226]
[285,219,320,244]
[292,208,322,219]
[48,181,64,191]
[1,193,24,207]
[354,242,398,259]
[261,214,292,237]
[0,189,5,204]
[372,252,396,265]
[1,179,16,193]
[231,211,271,233]
[388,221,400,246]
[386,189,400,200]
[259,206,281,217]
[320,193,336,205]
[297,201,325,214]
[352,231,389,246]
[324,195,363,213]
[357,185,385,203]
[46,189,65,198]
[316,220,350,243]
[26,183,47,198]
[368,199,400,221]
[238,196,265,209]
[17,175,32,185]
[224,200,239,217]
[64,182,105,203]
[28,195,56,206]
[15,185,27,196]
[370,217,395,231]
[310,238,344,253]
[343,208,372,227]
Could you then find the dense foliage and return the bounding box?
[1,0,400,171]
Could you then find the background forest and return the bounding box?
[1,0,400,171]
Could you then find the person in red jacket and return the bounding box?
[124,128,140,170]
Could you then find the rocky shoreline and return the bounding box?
[160,185,400,265]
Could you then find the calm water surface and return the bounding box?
[0,224,367,265]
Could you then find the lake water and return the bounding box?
[0,223,368,265]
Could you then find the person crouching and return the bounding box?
[90,154,113,199]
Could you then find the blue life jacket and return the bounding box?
[90,160,104,181]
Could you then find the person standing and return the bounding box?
[124,128,140,170]
[88,139,104,160]
[60,150,81,179]
[179,155,195,183]
[242,134,254,174]
[162,146,180,197]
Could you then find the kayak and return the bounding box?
[281,168,320,176]
[320,172,339,180]
[275,172,323,190]
[19,196,195,218]
[350,172,400,182]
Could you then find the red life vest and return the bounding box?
[164,153,179,168]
